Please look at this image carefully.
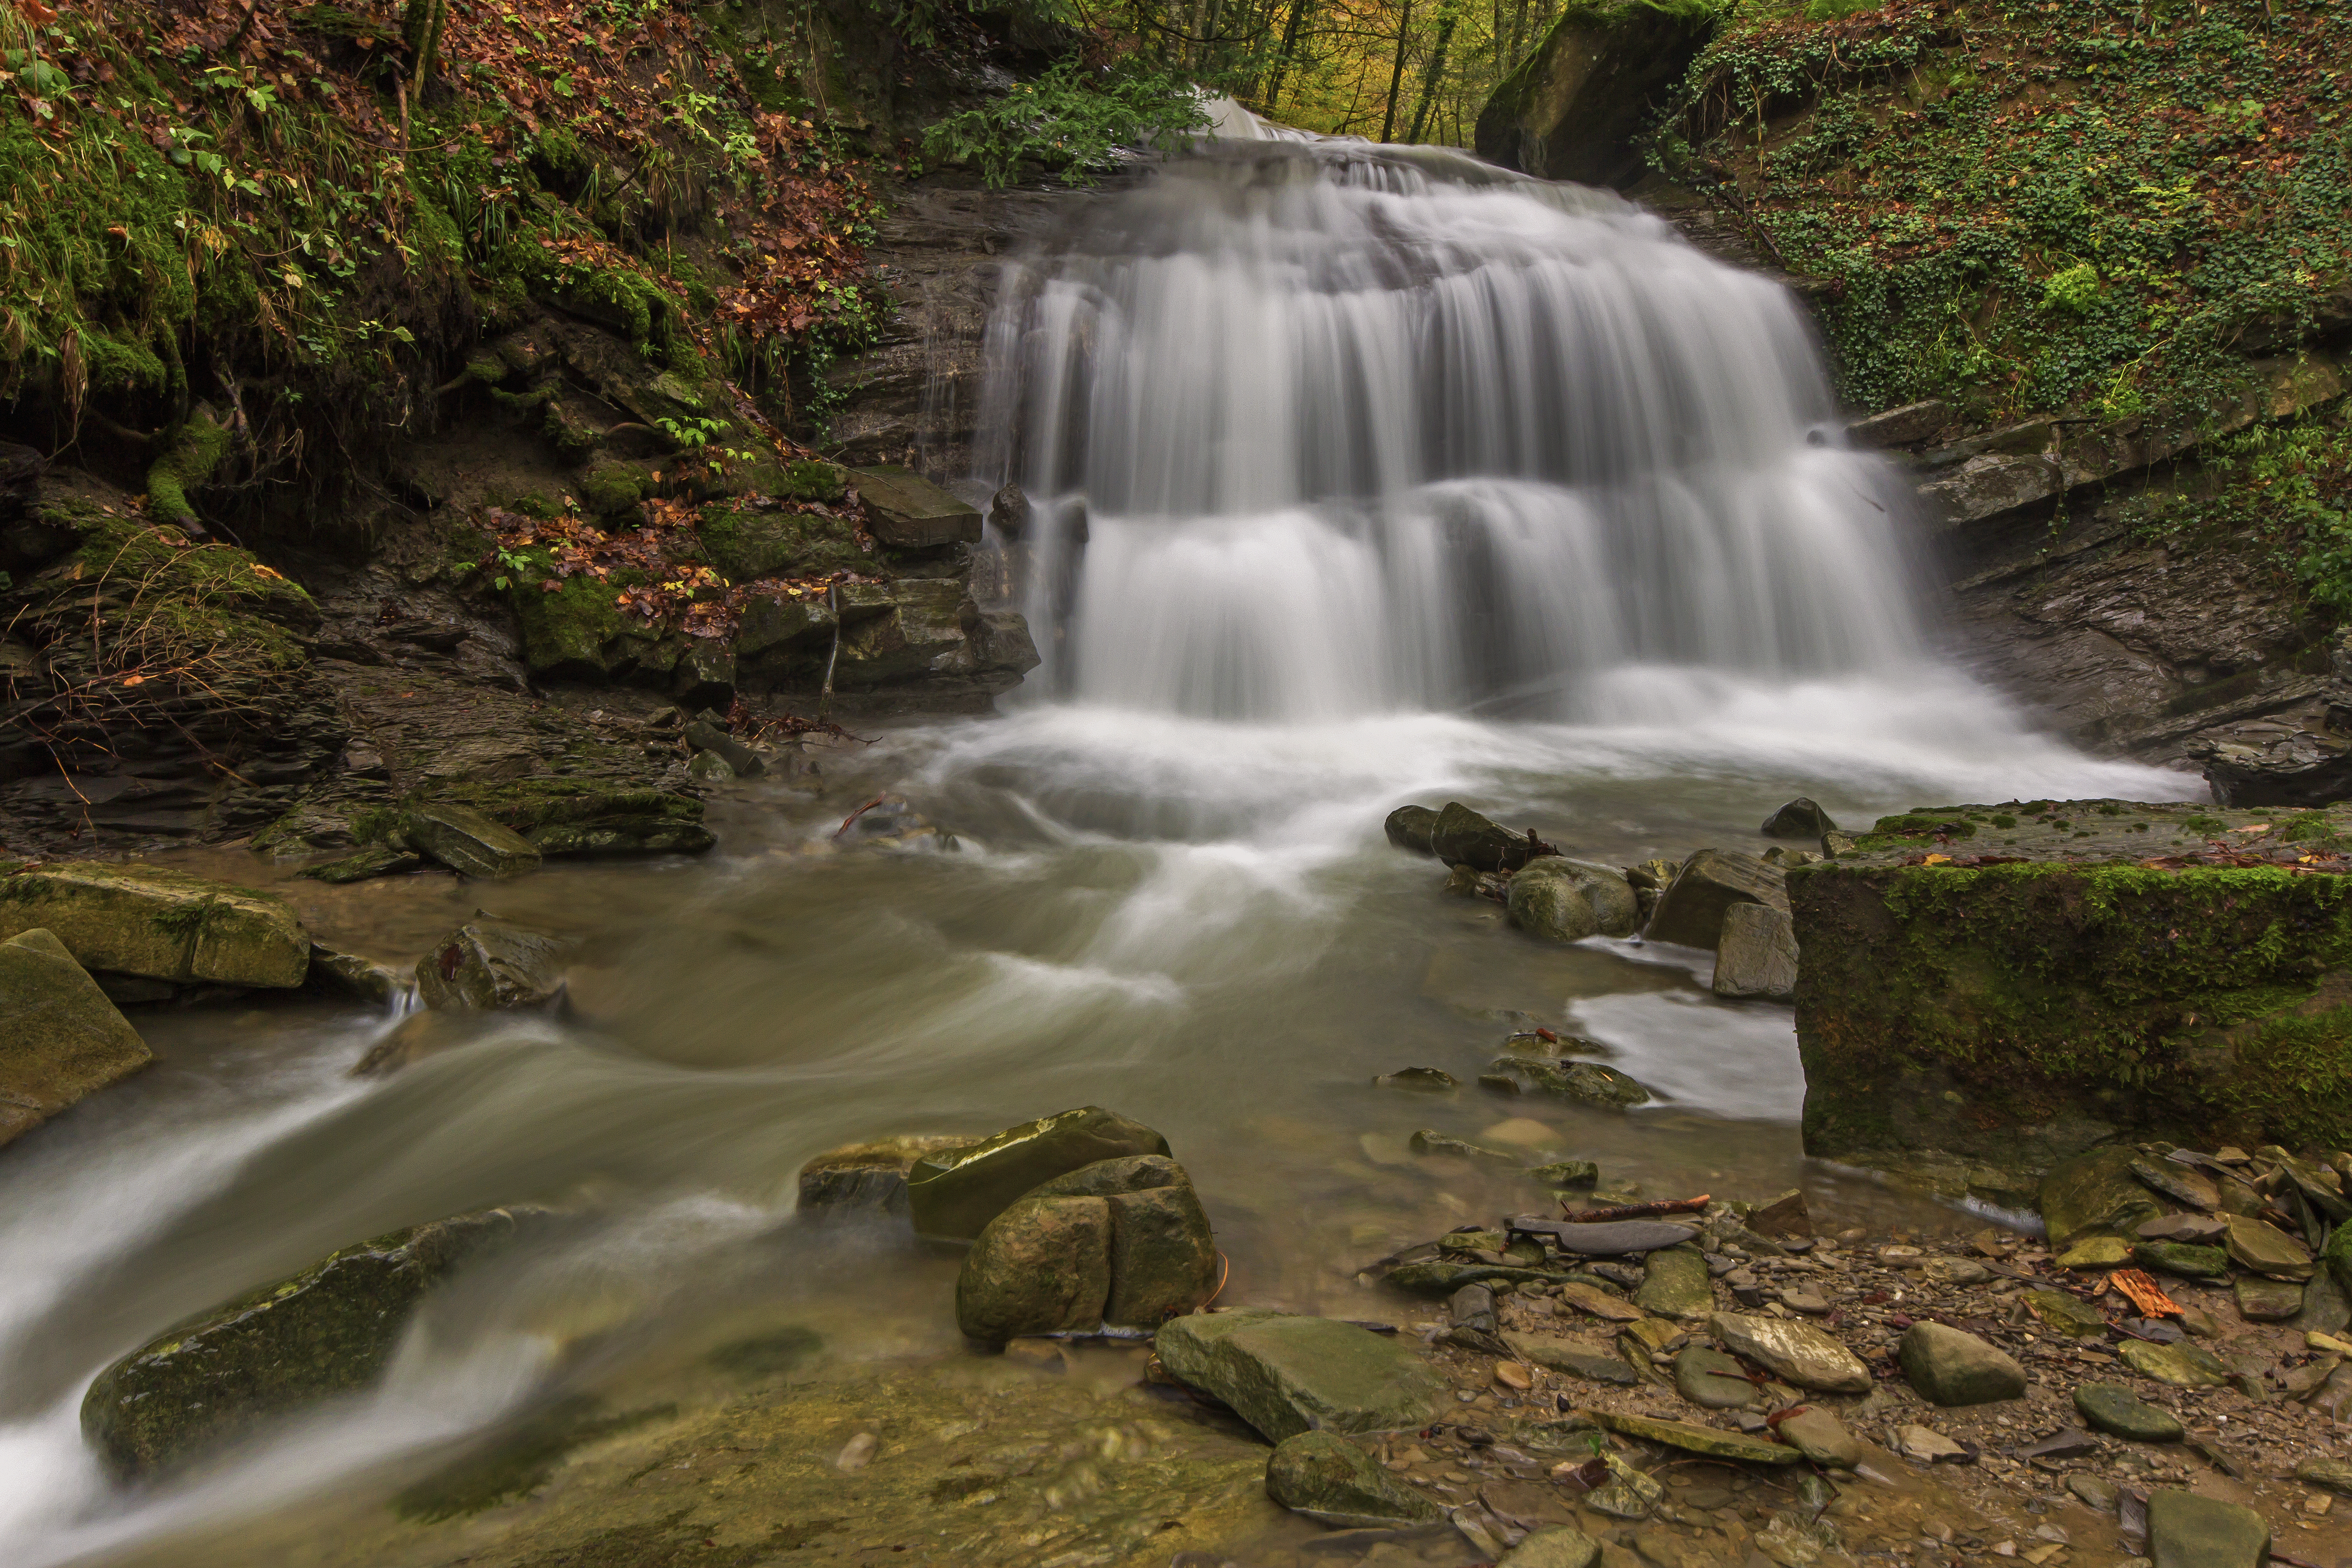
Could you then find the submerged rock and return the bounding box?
[1642,850,1787,951]
[2074,1381,2183,1441]
[0,927,152,1149]
[0,860,309,988]
[1263,1430,1442,1527]
[1899,1321,2025,1406]
[1591,1410,1801,1465]
[1760,798,1838,839]
[1673,1345,1758,1409]
[2146,1488,2268,1568]
[796,1133,975,1218]
[82,1206,562,1475]
[1430,802,1548,873]
[1495,1528,1602,1568]
[351,1009,500,1076]
[1507,858,1639,942]
[1485,1055,1652,1109]
[1154,1309,1445,1442]
[1711,903,1799,1000]
[1374,1066,1458,1093]
[1383,804,1439,855]
[414,919,574,1013]
[906,1106,1171,1241]
[1507,1331,1639,1385]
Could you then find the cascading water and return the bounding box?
[973,133,1927,723]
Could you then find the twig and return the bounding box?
[832,793,887,839]
[1559,1196,1713,1222]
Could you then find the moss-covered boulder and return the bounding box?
[1473,0,1715,190]
[956,1193,1114,1344]
[1155,1311,1445,1442]
[0,861,309,988]
[1508,858,1639,942]
[417,781,714,858]
[1791,856,2352,1166]
[695,507,865,583]
[1264,1431,1443,1528]
[81,1206,561,1475]
[906,1106,1171,1241]
[510,572,638,679]
[415,919,574,1013]
[0,927,152,1148]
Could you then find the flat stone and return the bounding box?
[2073,1381,2183,1441]
[1507,1332,1639,1385]
[2137,1213,2226,1243]
[1375,1067,1458,1092]
[1382,1261,1564,1296]
[2131,1159,2218,1212]
[2021,1289,2109,1339]
[2069,1475,2120,1512]
[1673,1346,1759,1409]
[1711,902,1799,1000]
[80,1206,561,1474]
[1895,1424,1969,1463]
[1748,1189,1813,1239]
[2294,1456,2352,1495]
[412,919,573,1013]
[2147,1488,2268,1568]
[1556,1282,1647,1323]
[1780,1291,1830,1315]
[2117,1339,2230,1388]
[2135,1240,2231,1278]
[1900,1322,2026,1406]
[1264,1430,1442,1528]
[1529,1159,1601,1189]
[1582,1453,1664,1520]
[2056,1236,2132,1268]
[403,800,543,880]
[1485,1055,1654,1108]
[2296,1264,2352,1333]
[0,927,152,1150]
[1154,1311,1446,1442]
[1409,1128,1519,1163]
[1776,1406,1861,1468]
[956,1195,1112,1344]
[906,1106,1171,1241]
[1643,849,1788,950]
[851,465,982,548]
[796,1133,974,1218]
[2236,1277,2306,1321]
[1921,1257,1992,1287]
[1710,1312,1871,1394]
[1591,1410,1800,1464]
[2039,1147,2166,1251]
[0,860,309,988]
[1546,1222,1699,1256]
[1496,1527,1602,1568]
[1634,1248,1715,1320]
[2015,1426,2100,1460]
[2225,1215,2314,1279]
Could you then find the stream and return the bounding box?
[0,131,2192,1566]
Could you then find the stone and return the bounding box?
[1485,1056,1653,1108]
[1776,1406,1861,1468]
[1507,1332,1639,1385]
[1582,1453,1664,1520]
[2039,1147,2167,1251]
[414,919,572,1012]
[307,942,408,1004]
[2068,1474,2121,1512]
[421,780,714,858]
[1473,0,1712,189]
[1154,1310,1446,1442]
[2130,1158,2217,1211]
[1920,1257,1991,1287]
[0,927,152,1149]
[1556,1282,1647,1323]
[402,801,544,880]
[1895,1425,1969,1463]
[2295,1261,2351,1333]
[81,1206,559,1474]
[796,1134,975,1218]
[2225,1214,2314,1279]
[2135,1240,2231,1278]
[681,720,764,779]
[2146,1489,2268,1568]
[1710,1313,1870,1394]
[1508,858,1640,943]
[852,466,982,549]
[2056,1236,2132,1268]
[2137,1212,2226,1243]
[1546,1221,1699,1256]
[1634,1248,1714,1320]
[1409,1129,1519,1163]
[2235,1277,2306,1321]
[1496,1527,1602,1568]
[1375,1066,1457,1092]
[2073,1381,2183,1441]
[2117,1339,2230,1388]
[1749,1189,1813,1239]
[2294,1455,2352,1495]
[1384,804,1439,855]
[2020,1289,2109,1338]
[956,1194,1112,1344]
[1590,1410,1801,1464]
[1099,1179,1219,1328]
[1383,1260,1563,1296]
[1431,802,1547,873]
[1900,1321,2025,1406]
[1530,1159,1601,1189]
[1673,1346,1758,1409]
[1779,1291,1829,1315]
[1761,799,1838,839]
[905,1106,1171,1241]
[1450,1283,1498,1333]
[297,844,425,885]
[0,860,309,988]
[1643,849,1788,951]
[1711,903,1799,1000]
[1264,1430,1442,1528]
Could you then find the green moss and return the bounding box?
[509,570,640,676]
[695,507,864,583]
[145,410,235,527]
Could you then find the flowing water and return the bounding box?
[0,133,2193,1565]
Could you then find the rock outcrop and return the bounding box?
[0,927,153,1148]
[0,860,309,989]
[1473,2,1715,190]
[906,1105,1172,1241]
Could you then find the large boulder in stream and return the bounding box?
[955,1155,1219,1343]
[1710,903,1798,1000]
[1507,858,1639,941]
[906,1106,1171,1240]
[1473,1,1716,190]
[0,927,152,1148]
[1430,802,1548,873]
[82,1205,564,1475]
[1642,849,1787,950]
[0,860,309,988]
[414,919,575,1013]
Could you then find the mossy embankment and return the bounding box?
[1791,799,2352,1181]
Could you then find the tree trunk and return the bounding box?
[1406,12,1455,143]
[1266,0,1313,112]
[1378,0,1414,143]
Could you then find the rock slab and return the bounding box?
[2073,1381,2183,1441]
[2147,1488,2268,1568]
[1709,1312,1871,1394]
[1644,850,1788,951]
[1155,1310,1444,1442]
[907,1106,1171,1241]
[402,802,543,880]
[1263,1430,1441,1528]
[1496,1527,1602,1568]
[0,927,152,1149]
[1899,1321,2026,1406]
[0,860,309,988]
[1711,902,1799,1000]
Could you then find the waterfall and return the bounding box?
[970,135,1929,724]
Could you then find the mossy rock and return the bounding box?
[695,507,866,584]
[508,571,640,678]
[0,860,309,987]
[0,927,153,1150]
[81,1207,565,1475]
[419,780,714,856]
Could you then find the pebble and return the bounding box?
[1779,1290,1830,1315]
[835,1431,878,1471]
